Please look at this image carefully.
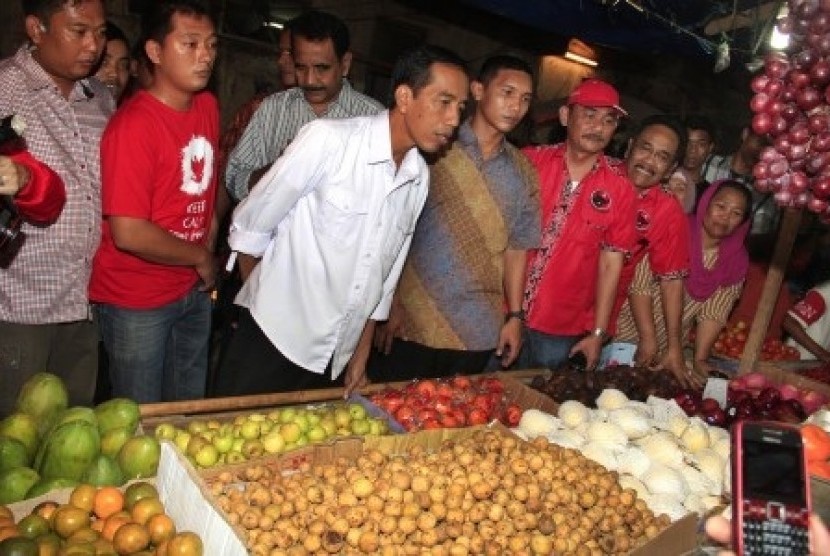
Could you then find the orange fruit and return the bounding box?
[802,424,830,463]
[124,482,158,511]
[166,532,203,556]
[0,525,20,542]
[90,518,105,533]
[146,513,176,545]
[67,526,100,544]
[69,484,98,513]
[112,522,150,554]
[130,497,164,526]
[51,505,91,539]
[101,513,131,543]
[93,486,125,520]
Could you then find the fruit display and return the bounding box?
[206,428,670,555]
[800,421,830,479]
[368,376,524,432]
[0,374,160,504]
[529,363,683,407]
[711,321,800,361]
[513,390,730,522]
[0,481,203,555]
[153,401,395,469]
[747,0,830,217]
[673,371,826,427]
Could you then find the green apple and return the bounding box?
[242,439,264,459]
[320,418,337,437]
[348,403,367,421]
[174,431,192,453]
[154,423,176,441]
[259,420,274,435]
[333,407,351,428]
[279,407,297,424]
[218,423,234,436]
[294,436,309,448]
[307,426,327,443]
[194,443,219,467]
[307,412,321,426]
[239,420,261,440]
[186,434,210,457]
[350,419,370,436]
[201,430,215,442]
[368,418,383,436]
[293,412,310,433]
[213,433,234,454]
[187,420,207,435]
[227,451,246,464]
[261,430,286,454]
[280,422,302,443]
[232,438,245,452]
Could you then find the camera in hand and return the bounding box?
[0,114,26,264]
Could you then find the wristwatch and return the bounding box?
[590,327,609,341]
[505,310,525,322]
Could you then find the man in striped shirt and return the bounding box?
[0,0,113,415]
[224,10,382,204]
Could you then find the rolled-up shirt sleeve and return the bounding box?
[228,121,332,256]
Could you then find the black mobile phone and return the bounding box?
[731,420,811,555]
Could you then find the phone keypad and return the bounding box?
[742,519,809,555]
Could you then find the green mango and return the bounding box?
[35,420,100,482]
[81,454,124,487]
[117,435,160,480]
[0,466,40,504]
[50,407,97,432]
[25,477,78,499]
[14,372,68,437]
[0,436,30,471]
[99,426,131,459]
[94,398,140,436]
[0,413,39,460]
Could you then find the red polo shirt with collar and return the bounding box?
[522,143,637,336]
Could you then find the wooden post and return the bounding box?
[738,208,802,374]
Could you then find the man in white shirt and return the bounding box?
[213,45,469,396]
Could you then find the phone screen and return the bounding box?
[742,437,806,506]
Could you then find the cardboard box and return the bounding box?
[7,442,247,555]
[197,423,697,555]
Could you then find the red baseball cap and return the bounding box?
[567,79,628,116]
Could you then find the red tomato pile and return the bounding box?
[802,424,830,480]
[712,321,800,361]
[369,376,522,432]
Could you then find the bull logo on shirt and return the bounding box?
[590,189,611,212]
[636,209,651,232]
[180,136,214,196]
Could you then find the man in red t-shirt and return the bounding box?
[89,1,219,403]
[609,115,691,383]
[520,79,637,370]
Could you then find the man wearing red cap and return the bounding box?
[520,78,637,370]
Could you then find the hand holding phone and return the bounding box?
[731,421,812,555]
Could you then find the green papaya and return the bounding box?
[94,398,140,436]
[25,477,78,499]
[100,426,131,459]
[0,436,30,471]
[35,420,100,482]
[14,373,68,436]
[0,413,39,460]
[50,407,97,432]
[81,454,124,487]
[0,466,40,504]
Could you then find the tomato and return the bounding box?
[467,408,489,426]
[414,380,437,399]
[503,404,522,427]
[801,424,830,462]
[809,459,830,480]
[450,376,472,390]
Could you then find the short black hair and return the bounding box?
[22,0,92,23]
[289,10,349,60]
[683,114,716,144]
[104,21,129,47]
[711,179,754,223]
[634,114,688,164]
[389,44,467,108]
[476,55,534,86]
[140,0,214,50]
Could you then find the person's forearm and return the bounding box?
[351,320,377,370]
[110,216,210,267]
[595,251,624,330]
[503,249,527,312]
[694,319,723,364]
[630,292,658,345]
[659,278,685,351]
[783,314,830,361]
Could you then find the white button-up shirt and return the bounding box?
[229,112,428,378]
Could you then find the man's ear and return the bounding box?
[558,105,570,127]
[470,80,484,102]
[25,15,46,45]
[340,51,353,78]
[145,40,162,66]
[394,84,413,113]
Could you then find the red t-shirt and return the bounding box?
[90,90,218,309]
[522,144,637,335]
[611,184,690,328]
